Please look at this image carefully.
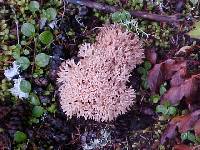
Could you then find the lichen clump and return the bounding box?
[57,24,144,121]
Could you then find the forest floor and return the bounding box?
[0,0,200,150]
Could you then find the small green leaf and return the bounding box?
[16,56,30,70]
[181,132,188,141]
[45,8,57,21]
[156,105,168,115]
[47,104,57,113]
[150,94,160,104]
[163,101,171,108]
[29,93,40,105]
[35,53,50,67]
[14,131,27,143]
[20,80,31,93]
[28,1,40,12]
[181,131,197,143]
[21,23,35,37]
[111,11,121,23]
[137,67,146,75]
[159,83,167,96]
[29,117,39,124]
[141,74,147,80]
[39,31,53,44]
[111,10,131,23]
[168,106,177,115]
[187,132,197,143]
[142,80,148,89]
[187,21,200,39]
[23,49,30,55]
[32,106,45,118]
[144,61,152,70]
[12,44,21,59]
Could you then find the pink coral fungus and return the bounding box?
[57,24,144,122]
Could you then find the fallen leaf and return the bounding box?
[145,48,157,65]
[147,59,187,92]
[161,74,200,105]
[170,68,187,87]
[175,46,192,56]
[194,119,200,137]
[161,110,200,144]
[160,123,177,144]
[177,110,200,133]
[174,144,193,150]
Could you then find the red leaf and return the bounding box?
[175,46,193,56]
[161,110,200,144]
[147,62,163,92]
[176,110,200,133]
[194,119,200,137]
[170,68,187,87]
[174,144,193,150]
[147,59,187,92]
[161,74,200,105]
[160,123,177,144]
[145,48,157,65]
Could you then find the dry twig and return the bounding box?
[65,0,182,24]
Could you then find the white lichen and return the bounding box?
[81,129,111,150]
[121,19,149,38]
[48,20,58,29]
[9,77,29,99]
[4,61,20,80]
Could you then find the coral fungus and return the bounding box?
[57,24,144,121]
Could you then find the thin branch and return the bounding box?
[10,5,20,44]
[31,37,36,81]
[65,0,182,24]
[62,0,66,20]
[15,20,20,45]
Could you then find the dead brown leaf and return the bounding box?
[147,59,187,92]
[176,110,200,133]
[175,46,193,56]
[145,48,157,65]
[161,74,200,105]
[170,68,187,87]
[194,119,200,137]
[174,144,193,150]
[160,123,177,144]
[161,110,200,144]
